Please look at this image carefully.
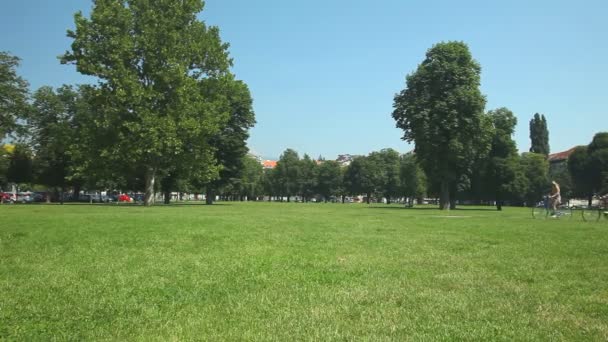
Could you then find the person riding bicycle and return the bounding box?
[549,180,561,217]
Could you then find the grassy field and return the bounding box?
[1,202,607,341]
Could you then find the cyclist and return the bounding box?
[549,180,561,217]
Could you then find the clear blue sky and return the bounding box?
[1,0,606,160]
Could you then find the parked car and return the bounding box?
[33,192,48,202]
[1,192,15,204]
[118,194,132,202]
[78,193,110,203]
[16,192,33,204]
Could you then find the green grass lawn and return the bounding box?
[1,202,607,340]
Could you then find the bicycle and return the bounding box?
[581,194,608,222]
[532,196,572,219]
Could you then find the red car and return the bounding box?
[118,194,132,202]
[1,192,15,203]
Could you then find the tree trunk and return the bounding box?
[588,194,593,207]
[287,195,290,203]
[72,184,81,200]
[366,193,371,204]
[144,168,156,206]
[440,180,450,210]
[496,191,502,211]
[449,182,457,210]
[206,189,214,205]
[341,195,345,203]
[164,191,171,204]
[386,196,391,205]
[46,189,52,204]
[60,185,65,205]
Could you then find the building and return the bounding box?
[262,160,277,169]
[336,154,355,167]
[548,147,577,175]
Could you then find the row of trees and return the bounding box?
[390,41,606,210]
[0,0,255,205]
[568,133,608,204]
[261,149,426,204]
[219,143,552,211]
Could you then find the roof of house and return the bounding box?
[548,147,577,163]
[262,160,277,169]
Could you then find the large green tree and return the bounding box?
[529,113,550,156]
[567,146,593,203]
[0,52,29,140]
[370,148,401,204]
[29,86,82,201]
[203,77,255,204]
[482,108,520,210]
[238,155,264,201]
[344,155,383,204]
[588,132,608,195]
[62,0,233,205]
[7,143,33,187]
[399,153,426,206]
[520,152,549,206]
[568,133,608,205]
[274,149,300,202]
[392,41,490,210]
[298,154,318,202]
[316,160,343,202]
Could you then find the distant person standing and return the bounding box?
[549,181,561,217]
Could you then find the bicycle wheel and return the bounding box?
[532,206,547,219]
[582,208,601,222]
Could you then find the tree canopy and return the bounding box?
[529,113,550,156]
[61,0,236,205]
[0,52,29,140]
[392,41,489,210]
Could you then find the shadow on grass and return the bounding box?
[13,202,231,207]
[365,206,499,212]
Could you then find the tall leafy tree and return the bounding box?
[0,52,29,140]
[64,85,124,194]
[316,160,343,202]
[482,108,519,210]
[399,153,426,206]
[392,41,490,210]
[204,77,255,204]
[588,132,608,195]
[568,133,608,205]
[520,152,549,206]
[274,149,300,202]
[238,155,264,201]
[7,143,33,187]
[62,0,233,205]
[298,154,318,202]
[0,144,14,191]
[344,155,382,204]
[262,168,278,202]
[29,86,82,201]
[371,148,401,204]
[529,113,550,156]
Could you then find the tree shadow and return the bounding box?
[20,202,232,207]
[365,206,499,212]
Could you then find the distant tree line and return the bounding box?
[2,29,606,209]
[256,149,426,204]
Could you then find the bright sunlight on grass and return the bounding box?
[1,202,607,340]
